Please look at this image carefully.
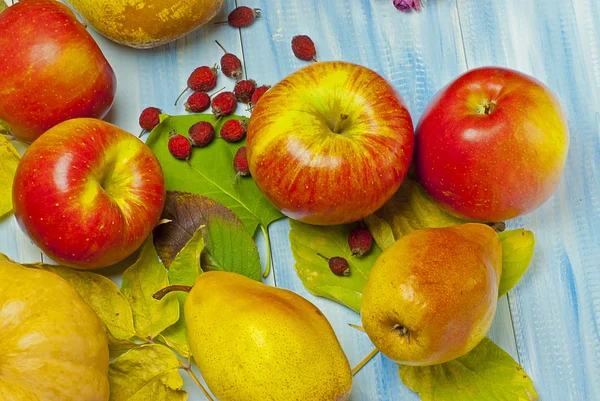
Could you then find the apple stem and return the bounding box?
[488,221,506,232]
[174,87,190,106]
[152,285,193,300]
[260,224,273,279]
[332,114,349,134]
[352,347,380,376]
[478,100,497,115]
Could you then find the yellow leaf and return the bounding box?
[0,135,20,219]
[498,229,536,297]
[109,344,187,401]
[364,214,395,250]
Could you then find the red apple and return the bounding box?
[415,67,569,222]
[247,61,414,225]
[13,118,166,270]
[0,0,117,143]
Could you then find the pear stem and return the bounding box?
[260,224,273,279]
[351,347,380,376]
[332,114,349,134]
[152,285,192,300]
[179,361,214,401]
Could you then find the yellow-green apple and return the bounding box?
[415,67,569,222]
[247,61,414,225]
[0,0,116,143]
[361,224,502,366]
[12,118,166,270]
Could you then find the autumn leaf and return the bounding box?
[154,191,261,281]
[0,135,20,219]
[37,264,136,342]
[365,177,465,249]
[108,344,187,401]
[399,338,538,401]
[121,236,180,340]
[498,229,536,297]
[363,213,395,250]
[159,228,205,358]
[289,220,382,312]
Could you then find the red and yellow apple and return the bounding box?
[13,118,166,270]
[0,0,117,143]
[247,61,414,225]
[415,67,569,222]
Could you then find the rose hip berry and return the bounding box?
[348,227,374,257]
[234,79,257,103]
[212,91,237,118]
[185,92,211,113]
[139,107,161,136]
[168,132,192,161]
[292,35,317,62]
[215,40,243,81]
[233,146,250,177]
[220,118,248,142]
[318,253,350,277]
[393,0,422,12]
[250,85,270,108]
[175,65,218,106]
[228,6,261,28]
[188,121,215,148]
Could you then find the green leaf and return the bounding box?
[0,2,7,14]
[289,220,382,312]
[160,228,205,358]
[0,135,20,219]
[109,344,187,401]
[154,191,261,281]
[399,338,538,401]
[146,114,283,236]
[363,213,396,250]
[36,265,136,341]
[121,236,180,340]
[498,229,536,297]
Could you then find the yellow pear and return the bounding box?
[361,223,502,366]
[0,261,110,400]
[65,0,224,49]
[184,271,353,401]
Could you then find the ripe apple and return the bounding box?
[0,0,117,143]
[247,61,414,225]
[13,118,166,270]
[415,67,570,222]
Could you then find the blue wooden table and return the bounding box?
[1,0,599,399]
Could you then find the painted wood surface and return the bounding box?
[0,0,598,399]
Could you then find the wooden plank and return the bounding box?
[456,0,600,399]
[238,0,519,399]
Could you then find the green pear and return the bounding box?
[361,223,502,366]
[183,271,353,401]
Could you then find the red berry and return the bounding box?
[188,65,218,92]
[292,35,317,61]
[168,132,192,161]
[348,227,373,257]
[189,121,215,147]
[212,91,237,118]
[185,92,211,113]
[175,65,218,106]
[250,85,270,107]
[233,146,250,176]
[220,118,248,142]
[139,107,161,132]
[234,79,256,103]
[216,40,243,81]
[329,257,351,276]
[228,6,261,28]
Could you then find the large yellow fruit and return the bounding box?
[65,0,225,48]
[185,271,353,401]
[0,261,110,400]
